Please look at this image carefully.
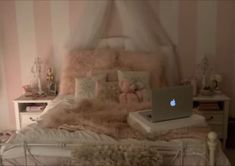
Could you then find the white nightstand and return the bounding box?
[193,94,230,147]
[14,95,56,131]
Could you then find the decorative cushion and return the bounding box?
[75,74,106,99]
[117,70,150,89]
[95,81,119,102]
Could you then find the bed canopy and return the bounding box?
[68,0,179,85]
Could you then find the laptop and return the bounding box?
[141,85,193,122]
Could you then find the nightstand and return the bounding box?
[193,94,230,147]
[13,95,56,131]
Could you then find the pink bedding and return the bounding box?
[38,98,209,141]
[38,99,151,139]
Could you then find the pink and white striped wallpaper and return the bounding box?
[0,0,234,130]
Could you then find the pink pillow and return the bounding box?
[59,49,117,95]
[95,81,119,102]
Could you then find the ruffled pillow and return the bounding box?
[75,74,106,100]
[95,81,119,102]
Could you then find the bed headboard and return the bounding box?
[59,48,167,95]
[97,36,179,86]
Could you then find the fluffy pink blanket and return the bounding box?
[38,99,209,140]
[38,99,151,139]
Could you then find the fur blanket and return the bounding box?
[71,142,163,166]
[38,99,151,139]
[38,99,209,140]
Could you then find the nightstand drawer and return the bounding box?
[200,112,223,125]
[20,113,41,129]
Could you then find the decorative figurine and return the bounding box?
[31,56,43,95]
[46,67,56,95]
[196,56,214,96]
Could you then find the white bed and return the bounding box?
[0,38,230,166]
[0,0,231,164]
[0,131,229,166]
[0,95,230,166]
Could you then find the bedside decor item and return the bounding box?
[197,56,213,96]
[199,88,214,96]
[46,67,57,96]
[22,85,34,97]
[31,56,43,95]
[210,74,223,94]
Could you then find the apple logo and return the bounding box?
[170,99,176,107]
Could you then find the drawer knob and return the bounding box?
[29,117,37,122]
[206,116,214,121]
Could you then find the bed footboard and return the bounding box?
[0,132,220,166]
[208,131,218,166]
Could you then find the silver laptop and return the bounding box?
[141,85,193,122]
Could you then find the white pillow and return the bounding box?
[75,74,106,100]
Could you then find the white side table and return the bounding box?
[193,94,230,147]
[13,95,56,131]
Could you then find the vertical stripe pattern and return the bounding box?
[69,0,84,35]
[1,0,235,129]
[197,0,217,63]
[15,1,37,85]
[159,0,179,45]
[34,0,53,68]
[0,1,22,129]
[0,24,10,130]
[215,1,235,117]
[51,1,70,80]
[178,0,198,78]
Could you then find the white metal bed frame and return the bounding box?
[0,131,218,166]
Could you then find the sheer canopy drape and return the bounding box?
[68,0,172,51]
[67,0,179,85]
